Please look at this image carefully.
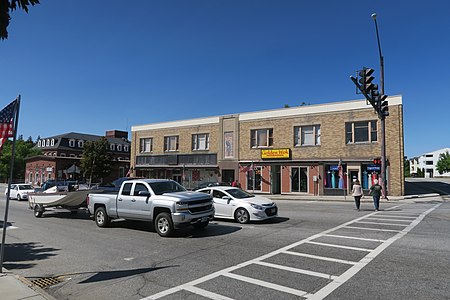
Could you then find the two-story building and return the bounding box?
[409,148,450,178]
[131,96,404,196]
[25,130,131,185]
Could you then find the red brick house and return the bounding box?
[25,130,130,186]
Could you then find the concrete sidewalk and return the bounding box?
[0,270,56,300]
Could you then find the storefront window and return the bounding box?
[324,164,347,189]
[361,163,381,190]
[291,167,308,192]
[246,167,262,190]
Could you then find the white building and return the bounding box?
[410,148,450,178]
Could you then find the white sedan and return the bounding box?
[4,184,35,201]
[197,186,278,224]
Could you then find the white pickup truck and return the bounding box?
[87,179,215,237]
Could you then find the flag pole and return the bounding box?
[0,95,20,273]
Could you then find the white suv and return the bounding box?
[4,184,35,201]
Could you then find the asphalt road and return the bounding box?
[1,187,449,299]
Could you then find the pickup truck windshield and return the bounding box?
[149,181,186,195]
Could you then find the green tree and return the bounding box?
[80,137,113,184]
[404,156,410,177]
[0,139,41,182]
[1,0,39,39]
[436,151,450,175]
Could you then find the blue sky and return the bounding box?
[1,0,449,158]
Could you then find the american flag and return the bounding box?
[0,100,18,151]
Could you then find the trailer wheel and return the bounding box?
[95,207,110,227]
[155,212,174,237]
[34,204,44,218]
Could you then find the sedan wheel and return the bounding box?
[235,208,250,224]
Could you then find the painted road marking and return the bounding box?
[142,202,441,300]
[356,221,409,226]
[306,241,373,252]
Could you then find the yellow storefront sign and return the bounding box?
[261,148,291,159]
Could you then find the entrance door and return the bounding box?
[222,169,235,185]
[291,167,308,193]
[270,165,281,194]
[172,175,182,184]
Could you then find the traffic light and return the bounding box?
[380,96,389,117]
[358,68,375,94]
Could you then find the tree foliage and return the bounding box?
[80,137,113,184]
[436,151,450,175]
[0,138,41,182]
[404,156,410,177]
[1,0,39,39]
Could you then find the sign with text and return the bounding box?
[261,148,291,159]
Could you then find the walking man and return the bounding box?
[369,179,382,211]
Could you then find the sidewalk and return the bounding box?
[0,269,56,300]
[265,192,441,202]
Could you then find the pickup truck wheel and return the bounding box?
[155,212,174,237]
[235,208,250,224]
[192,221,209,229]
[34,204,44,218]
[17,194,22,201]
[95,207,110,227]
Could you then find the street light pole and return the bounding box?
[371,13,388,199]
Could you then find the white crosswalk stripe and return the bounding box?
[142,202,442,300]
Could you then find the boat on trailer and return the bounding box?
[28,186,99,217]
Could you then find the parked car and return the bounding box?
[193,181,230,191]
[4,184,36,201]
[197,186,278,224]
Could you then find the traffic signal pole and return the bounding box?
[372,13,388,199]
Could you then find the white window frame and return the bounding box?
[78,140,84,148]
[164,136,179,152]
[192,133,209,151]
[346,120,378,144]
[51,139,55,146]
[294,125,321,146]
[110,143,115,151]
[140,138,153,153]
[250,128,273,148]
[69,139,75,147]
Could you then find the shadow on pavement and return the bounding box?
[3,242,60,270]
[405,180,450,196]
[79,266,174,284]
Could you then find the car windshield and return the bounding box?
[149,181,186,195]
[225,188,255,199]
[19,185,34,190]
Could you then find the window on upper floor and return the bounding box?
[294,125,321,146]
[69,139,75,147]
[250,128,273,148]
[140,138,153,153]
[164,136,179,152]
[345,120,378,144]
[192,133,209,151]
[117,144,122,151]
[51,139,55,146]
[37,140,41,147]
[110,143,115,151]
[124,145,129,152]
[46,139,50,147]
[426,161,433,165]
[78,140,84,148]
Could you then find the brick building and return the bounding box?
[131,96,404,196]
[25,130,131,185]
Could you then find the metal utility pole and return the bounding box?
[372,13,388,199]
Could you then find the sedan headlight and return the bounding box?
[250,203,263,210]
[175,201,189,212]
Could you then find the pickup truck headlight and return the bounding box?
[176,201,189,212]
[250,203,263,210]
